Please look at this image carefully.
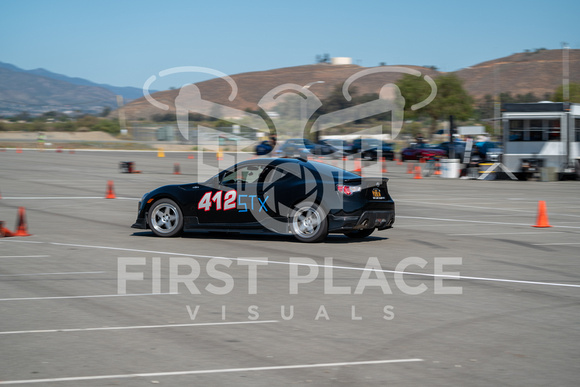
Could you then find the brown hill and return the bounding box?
[456,49,580,99]
[119,49,579,120]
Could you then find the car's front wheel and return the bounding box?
[149,198,183,237]
[290,202,328,243]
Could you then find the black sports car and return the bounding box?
[132,158,395,242]
[351,139,395,161]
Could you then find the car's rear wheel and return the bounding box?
[290,202,328,243]
[344,228,374,239]
[149,198,183,237]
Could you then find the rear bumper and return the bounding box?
[328,210,395,232]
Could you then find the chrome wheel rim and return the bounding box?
[292,206,322,239]
[151,203,179,234]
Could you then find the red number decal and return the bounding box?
[223,190,237,211]
[211,191,222,210]
[198,192,212,212]
[198,190,237,211]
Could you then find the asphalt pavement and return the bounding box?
[0,149,578,386]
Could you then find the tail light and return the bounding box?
[337,185,362,196]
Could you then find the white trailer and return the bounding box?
[502,102,580,179]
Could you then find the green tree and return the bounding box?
[499,92,516,103]
[152,113,176,122]
[273,93,302,120]
[75,115,99,129]
[13,111,32,122]
[517,92,540,103]
[552,83,580,103]
[395,74,434,120]
[100,106,112,117]
[318,85,356,115]
[92,119,120,134]
[475,94,495,120]
[397,73,473,134]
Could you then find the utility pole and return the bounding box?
[562,42,570,102]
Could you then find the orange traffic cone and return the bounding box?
[173,163,181,175]
[105,180,116,199]
[532,200,552,228]
[413,165,423,179]
[407,162,414,174]
[13,207,31,237]
[396,157,403,165]
[419,157,426,164]
[381,157,388,173]
[434,161,442,175]
[0,221,14,237]
[187,154,194,159]
[353,158,362,173]
[16,148,23,154]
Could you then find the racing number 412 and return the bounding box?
[198,190,237,212]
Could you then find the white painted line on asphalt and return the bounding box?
[0,293,177,302]
[0,320,279,335]
[450,232,565,236]
[1,196,139,200]
[397,199,537,214]
[397,200,580,218]
[0,271,105,277]
[1,196,101,200]
[0,240,44,244]
[0,358,423,385]
[0,255,50,259]
[533,242,580,246]
[398,215,580,229]
[48,241,580,289]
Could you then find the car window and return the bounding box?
[262,166,291,184]
[221,165,264,185]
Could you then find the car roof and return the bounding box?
[236,157,359,177]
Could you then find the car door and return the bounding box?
[194,164,266,227]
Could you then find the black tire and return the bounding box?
[148,198,183,237]
[344,228,374,239]
[290,202,328,243]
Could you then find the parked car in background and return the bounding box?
[312,140,342,158]
[400,143,446,161]
[277,138,313,158]
[351,138,395,161]
[433,141,466,160]
[255,140,273,156]
[319,139,354,155]
[276,138,343,159]
[476,141,503,162]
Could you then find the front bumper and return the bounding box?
[131,217,147,229]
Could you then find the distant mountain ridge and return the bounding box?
[0,67,117,116]
[0,62,151,115]
[0,61,147,101]
[119,49,579,121]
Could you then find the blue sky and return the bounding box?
[1,0,578,91]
